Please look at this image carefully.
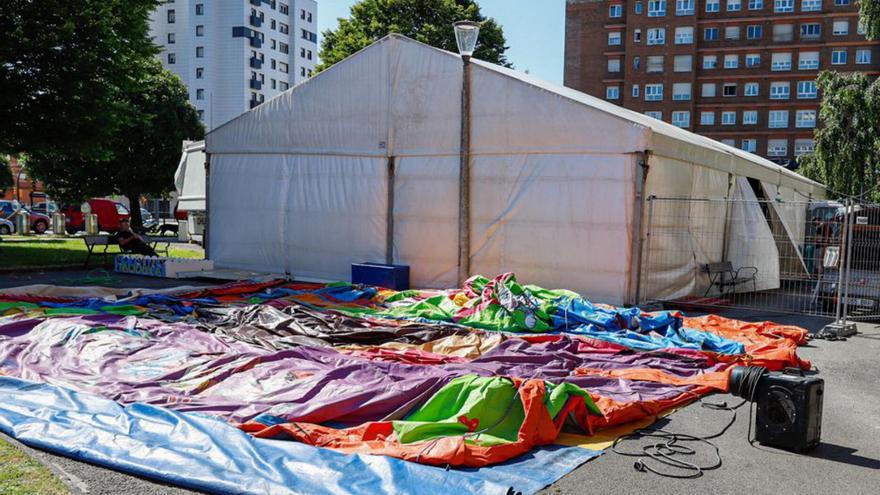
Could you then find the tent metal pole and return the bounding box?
[457,56,472,286]
[386,156,395,265]
[631,152,650,306]
[204,152,211,261]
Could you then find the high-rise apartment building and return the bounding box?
[150,0,318,130]
[565,0,880,165]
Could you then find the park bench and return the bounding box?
[83,234,171,267]
[703,261,758,296]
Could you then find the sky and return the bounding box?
[317,0,567,83]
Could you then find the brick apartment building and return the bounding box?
[564,0,880,165]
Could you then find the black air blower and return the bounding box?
[730,365,823,452]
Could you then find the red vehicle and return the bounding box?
[61,198,130,234]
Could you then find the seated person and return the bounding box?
[114,218,158,256]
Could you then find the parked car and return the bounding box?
[0,200,50,234]
[0,217,12,235]
[31,201,58,216]
[60,198,130,234]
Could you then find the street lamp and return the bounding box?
[453,20,480,285]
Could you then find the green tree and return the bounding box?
[860,0,880,40]
[319,0,510,71]
[799,72,880,199]
[28,60,204,228]
[0,155,12,195]
[0,0,159,157]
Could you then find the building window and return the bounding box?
[743,110,758,124]
[634,29,642,42]
[648,0,666,16]
[835,0,850,4]
[725,26,740,40]
[196,110,204,120]
[745,82,759,96]
[300,66,306,77]
[724,54,739,68]
[645,111,663,120]
[167,33,175,44]
[196,89,205,100]
[645,84,664,101]
[704,27,719,41]
[832,49,847,65]
[674,54,693,72]
[673,82,692,100]
[633,56,641,70]
[167,53,175,64]
[746,53,761,67]
[728,0,742,11]
[279,3,289,14]
[741,139,757,152]
[196,46,204,58]
[280,42,289,54]
[768,139,788,156]
[672,111,690,127]
[279,81,289,91]
[167,9,175,23]
[722,111,736,125]
[856,49,872,64]
[608,32,622,45]
[635,1,644,14]
[722,139,736,147]
[301,48,306,58]
[196,67,204,79]
[796,109,817,128]
[703,55,718,69]
[271,79,276,90]
[307,50,313,60]
[279,62,288,73]
[609,4,623,17]
[769,110,789,128]
[833,20,849,36]
[279,23,289,35]
[795,139,815,156]
[700,112,715,125]
[748,0,763,9]
[675,26,694,44]
[773,23,794,41]
[775,0,794,12]
[646,55,664,72]
[702,83,717,97]
[747,25,762,39]
[771,52,792,71]
[706,0,720,12]
[723,83,737,96]
[800,23,821,39]
[608,58,621,72]
[770,81,791,99]
[801,0,821,11]
[633,84,640,97]
[648,27,666,45]
[768,141,789,156]
[196,25,204,36]
[196,3,204,15]
[676,0,695,15]
[606,86,621,99]
[799,51,820,69]
[797,80,817,98]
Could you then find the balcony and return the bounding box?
[250,98,261,109]
[250,57,262,69]
[250,15,262,28]
[250,78,262,90]
[249,36,262,48]
[249,0,261,5]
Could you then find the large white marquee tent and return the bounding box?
[205,35,825,305]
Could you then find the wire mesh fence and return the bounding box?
[638,196,880,320]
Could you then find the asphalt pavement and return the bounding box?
[1,277,878,494]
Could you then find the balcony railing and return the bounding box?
[250,15,262,27]
[250,79,262,90]
[250,57,262,69]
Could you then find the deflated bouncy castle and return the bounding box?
[0,273,811,494]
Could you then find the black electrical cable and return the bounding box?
[612,365,768,479]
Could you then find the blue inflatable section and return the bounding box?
[0,377,600,495]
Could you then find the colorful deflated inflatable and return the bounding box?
[0,273,810,489]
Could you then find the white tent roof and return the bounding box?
[208,34,824,197]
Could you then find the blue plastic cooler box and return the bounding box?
[351,262,410,290]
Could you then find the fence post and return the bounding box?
[842,197,856,323]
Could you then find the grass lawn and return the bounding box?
[0,437,69,495]
[0,236,203,269]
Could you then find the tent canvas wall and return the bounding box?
[206,35,825,305]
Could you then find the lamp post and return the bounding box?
[454,20,480,286]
